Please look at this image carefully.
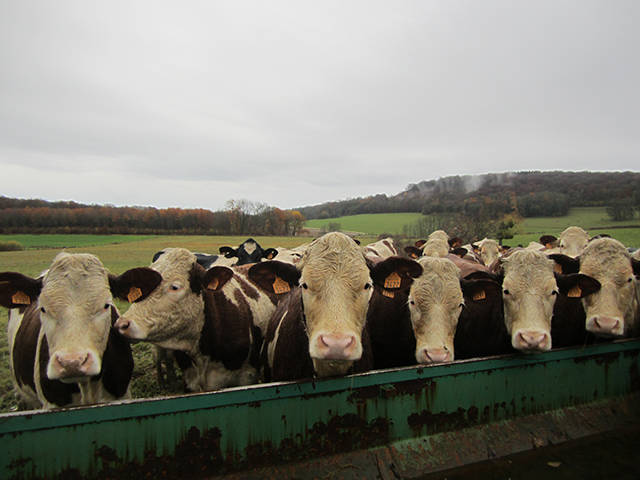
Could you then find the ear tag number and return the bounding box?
[473,290,486,301]
[384,272,402,289]
[382,290,395,299]
[127,287,142,303]
[273,276,291,294]
[12,291,31,305]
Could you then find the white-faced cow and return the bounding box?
[114,247,282,392]
[0,252,161,409]
[552,237,640,338]
[248,233,420,381]
[468,249,601,354]
[368,256,503,368]
[404,230,451,259]
[540,226,590,258]
[219,238,279,265]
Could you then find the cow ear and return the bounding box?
[632,258,640,279]
[555,273,601,298]
[448,237,463,249]
[451,247,468,258]
[404,246,422,259]
[0,272,42,308]
[549,254,580,275]
[219,247,238,258]
[262,248,279,260]
[370,257,423,291]
[109,267,163,303]
[460,279,502,302]
[540,235,558,250]
[248,261,301,295]
[202,266,234,292]
[414,239,427,249]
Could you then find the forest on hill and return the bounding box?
[298,171,640,220]
[0,171,638,237]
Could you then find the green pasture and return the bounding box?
[305,212,423,235]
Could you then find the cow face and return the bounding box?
[297,234,372,376]
[115,248,209,350]
[578,238,640,337]
[0,252,160,384]
[408,257,463,364]
[558,226,590,258]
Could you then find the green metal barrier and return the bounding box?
[2,339,640,479]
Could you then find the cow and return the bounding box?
[551,237,640,338]
[114,247,282,392]
[152,248,238,269]
[0,252,161,409]
[540,226,590,257]
[368,256,501,368]
[247,232,421,382]
[466,249,601,354]
[364,237,398,261]
[404,230,451,259]
[219,238,278,265]
[471,238,503,266]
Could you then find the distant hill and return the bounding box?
[298,170,640,220]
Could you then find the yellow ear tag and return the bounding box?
[411,253,419,259]
[382,290,395,299]
[384,272,402,289]
[273,276,291,294]
[473,290,486,301]
[567,286,582,298]
[553,264,563,274]
[127,287,142,303]
[207,278,220,291]
[12,291,31,305]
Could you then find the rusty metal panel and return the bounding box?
[1,339,640,479]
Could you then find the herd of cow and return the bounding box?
[1,228,639,410]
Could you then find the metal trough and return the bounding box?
[2,339,640,479]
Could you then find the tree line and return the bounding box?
[0,197,306,236]
[298,171,640,220]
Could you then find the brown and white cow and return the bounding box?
[364,237,398,261]
[248,233,420,381]
[114,247,283,392]
[0,252,161,409]
[552,238,640,338]
[540,226,590,258]
[482,249,601,353]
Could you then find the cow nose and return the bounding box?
[514,331,550,352]
[54,353,92,378]
[588,316,622,337]
[317,334,356,360]
[419,347,452,364]
[115,318,130,332]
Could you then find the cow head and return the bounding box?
[498,250,600,353]
[0,252,160,383]
[566,238,640,337]
[219,238,278,265]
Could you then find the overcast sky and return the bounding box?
[1,1,638,212]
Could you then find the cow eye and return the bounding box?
[552,291,558,296]
[364,283,372,290]
[301,283,308,290]
[170,284,181,291]
[104,303,111,310]
[409,299,415,306]
[40,307,46,314]
[503,289,510,295]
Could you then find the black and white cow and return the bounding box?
[0,252,161,409]
[219,238,279,265]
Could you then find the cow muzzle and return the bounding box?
[586,315,624,337]
[49,351,100,382]
[512,330,551,353]
[416,346,453,364]
[312,333,360,361]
